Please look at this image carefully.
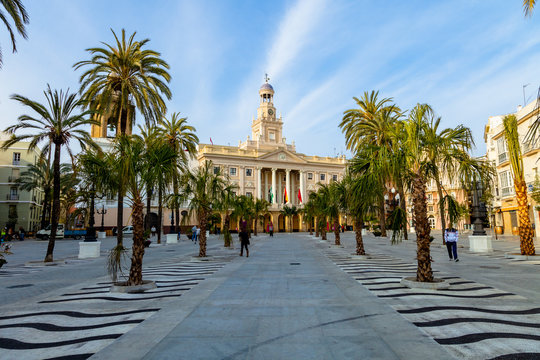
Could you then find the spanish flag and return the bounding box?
[298,189,302,203]
[284,188,288,203]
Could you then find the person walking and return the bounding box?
[151,225,157,238]
[18,227,25,241]
[269,222,274,237]
[239,221,250,257]
[196,227,201,244]
[191,225,197,242]
[444,226,459,262]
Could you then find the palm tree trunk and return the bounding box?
[117,186,124,246]
[224,212,231,247]
[198,209,207,257]
[379,196,387,237]
[397,182,408,240]
[45,143,61,263]
[127,197,145,286]
[354,218,365,255]
[333,217,340,245]
[254,216,258,236]
[40,188,50,229]
[515,179,536,255]
[158,186,163,244]
[412,171,433,282]
[321,218,327,240]
[172,172,179,233]
[145,185,152,231]
[315,216,320,237]
[434,174,446,245]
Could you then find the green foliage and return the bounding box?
[532,175,540,210]
[0,0,29,68]
[107,244,128,283]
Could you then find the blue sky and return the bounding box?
[1,0,540,157]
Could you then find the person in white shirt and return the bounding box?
[444,227,459,262]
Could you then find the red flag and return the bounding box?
[284,188,288,203]
[210,137,213,145]
[298,189,302,203]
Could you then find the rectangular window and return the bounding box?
[320,174,326,181]
[213,166,220,175]
[246,192,252,198]
[269,131,275,140]
[428,206,434,212]
[12,152,20,165]
[307,173,313,180]
[332,174,338,182]
[230,167,237,176]
[497,138,508,164]
[500,171,514,196]
[427,193,433,202]
[246,168,252,177]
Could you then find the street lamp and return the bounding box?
[84,184,97,242]
[97,205,107,232]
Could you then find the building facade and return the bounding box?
[0,133,44,233]
[197,81,347,232]
[484,101,540,237]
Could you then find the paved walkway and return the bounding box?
[1,232,540,359]
[95,235,453,360]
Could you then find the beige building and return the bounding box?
[197,81,347,232]
[484,101,540,238]
[0,133,44,233]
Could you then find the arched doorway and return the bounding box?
[144,212,159,231]
[278,214,286,232]
[292,214,300,232]
[263,213,272,233]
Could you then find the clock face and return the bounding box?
[268,109,274,116]
[279,153,286,160]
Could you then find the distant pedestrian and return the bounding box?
[191,225,197,242]
[444,227,459,262]
[151,226,156,237]
[18,227,25,241]
[269,222,274,237]
[239,221,250,257]
[196,227,201,243]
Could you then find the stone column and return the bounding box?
[271,168,277,205]
[286,169,291,205]
[257,167,262,199]
[277,171,282,204]
[239,165,245,195]
[299,170,305,204]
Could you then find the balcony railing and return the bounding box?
[6,194,19,200]
[498,152,508,165]
[523,141,539,154]
[8,176,19,183]
[12,160,20,165]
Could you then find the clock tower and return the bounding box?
[251,77,283,145]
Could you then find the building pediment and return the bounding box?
[257,149,308,164]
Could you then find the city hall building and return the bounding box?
[197,81,347,232]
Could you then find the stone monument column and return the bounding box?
[271,168,277,205]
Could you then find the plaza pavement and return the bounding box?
[0,231,539,359]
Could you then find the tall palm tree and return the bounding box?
[423,115,474,244]
[146,138,177,244]
[503,114,535,255]
[232,195,255,236]
[17,159,53,229]
[280,205,298,233]
[158,112,199,233]
[301,199,316,235]
[0,0,29,68]
[180,161,228,257]
[213,182,237,247]
[328,181,346,245]
[252,198,270,236]
[2,86,97,262]
[340,91,402,237]
[74,28,172,246]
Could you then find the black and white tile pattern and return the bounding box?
[324,249,540,359]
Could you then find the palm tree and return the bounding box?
[253,198,270,236]
[328,181,346,245]
[503,114,535,255]
[280,205,298,233]
[213,182,237,247]
[340,91,402,237]
[74,28,172,245]
[232,195,255,236]
[17,159,53,229]
[344,170,382,255]
[423,115,475,244]
[0,0,29,68]
[301,199,316,235]
[145,137,177,244]
[2,86,97,262]
[158,112,199,233]
[524,0,535,16]
[180,161,228,257]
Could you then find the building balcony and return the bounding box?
[501,187,514,197]
[8,176,19,183]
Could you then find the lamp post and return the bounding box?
[472,180,487,236]
[97,205,107,232]
[84,184,96,242]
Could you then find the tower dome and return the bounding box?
[260,83,274,91]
